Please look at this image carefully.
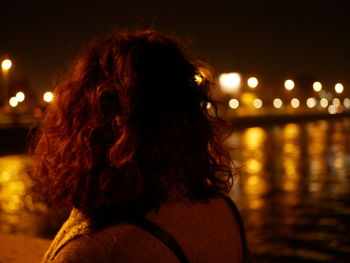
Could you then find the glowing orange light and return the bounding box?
[284,79,295,91]
[1,59,12,70]
[247,77,258,88]
[43,91,54,103]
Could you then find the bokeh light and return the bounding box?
[284,79,295,91]
[328,105,337,114]
[247,77,258,88]
[1,59,12,70]
[219,73,241,93]
[253,98,263,109]
[291,98,300,108]
[43,91,54,103]
[9,97,18,107]
[320,98,329,108]
[313,81,322,92]
[344,98,350,109]
[273,98,283,109]
[335,83,344,94]
[15,92,25,102]
[306,97,317,108]
[194,74,203,84]
[228,99,239,109]
[332,98,341,107]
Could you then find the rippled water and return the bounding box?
[0,156,67,238]
[0,119,349,262]
[228,119,350,262]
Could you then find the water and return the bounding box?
[0,119,349,262]
[0,156,67,238]
[228,119,350,262]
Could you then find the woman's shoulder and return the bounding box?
[51,220,180,263]
[44,195,244,263]
[50,222,146,263]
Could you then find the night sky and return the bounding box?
[1,1,350,95]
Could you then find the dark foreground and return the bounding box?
[0,118,349,262]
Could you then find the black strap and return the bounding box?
[128,196,249,263]
[127,217,190,263]
[222,195,250,263]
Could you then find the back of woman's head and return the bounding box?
[30,30,233,215]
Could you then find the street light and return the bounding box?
[43,91,54,103]
[9,97,18,107]
[284,79,295,91]
[219,73,241,94]
[247,77,258,88]
[335,83,344,94]
[291,98,300,108]
[320,98,329,108]
[16,91,25,102]
[253,98,263,109]
[1,59,12,106]
[228,99,239,109]
[332,98,341,107]
[313,81,322,92]
[1,59,12,71]
[306,97,317,108]
[344,98,350,109]
[273,98,283,109]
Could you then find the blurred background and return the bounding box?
[0,1,350,262]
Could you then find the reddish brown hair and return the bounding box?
[30,31,233,215]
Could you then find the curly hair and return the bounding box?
[29,31,234,216]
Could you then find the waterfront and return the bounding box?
[229,118,350,262]
[0,118,349,262]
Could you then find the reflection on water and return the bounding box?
[1,119,350,261]
[227,119,350,262]
[0,156,66,238]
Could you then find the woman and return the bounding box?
[31,31,248,263]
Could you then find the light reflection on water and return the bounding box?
[228,119,350,262]
[0,155,66,238]
[0,119,350,261]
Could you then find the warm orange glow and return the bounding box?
[9,97,18,107]
[43,91,54,103]
[219,73,241,93]
[335,83,344,94]
[313,81,322,92]
[282,124,301,192]
[33,107,43,117]
[1,59,12,70]
[284,79,295,91]
[283,123,300,140]
[243,127,267,149]
[328,105,337,114]
[15,92,25,102]
[344,98,350,108]
[194,74,203,84]
[247,77,258,88]
[0,156,27,212]
[240,127,268,210]
[332,98,340,107]
[320,98,329,108]
[273,98,283,109]
[290,98,300,108]
[306,97,317,108]
[240,92,257,106]
[253,98,263,109]
[228,98,239,109]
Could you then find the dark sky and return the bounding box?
[1,1,350,95]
